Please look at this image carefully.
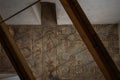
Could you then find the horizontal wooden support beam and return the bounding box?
[0,16,35,80]
[60,0,120,80]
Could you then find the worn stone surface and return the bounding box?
[0,24,119,80]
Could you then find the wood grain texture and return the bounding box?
[60,0,120,80]
[0,17,35,80]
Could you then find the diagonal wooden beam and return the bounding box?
[60,0,120,80]
[0,16,35,80]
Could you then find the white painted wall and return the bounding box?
[0,0,120,25]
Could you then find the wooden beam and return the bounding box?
[41,2,57,26]
[0,16,35,80]
[60,0,120,80]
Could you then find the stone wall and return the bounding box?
[0,24,119,80]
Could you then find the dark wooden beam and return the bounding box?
[41,2,57,26]
[0,16,35,80]
[60,0,120,80]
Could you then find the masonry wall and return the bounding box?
[0,24,119,80]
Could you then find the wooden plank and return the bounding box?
[41,2,57,26]
[60,0,120,80]
[0,16,35,80]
